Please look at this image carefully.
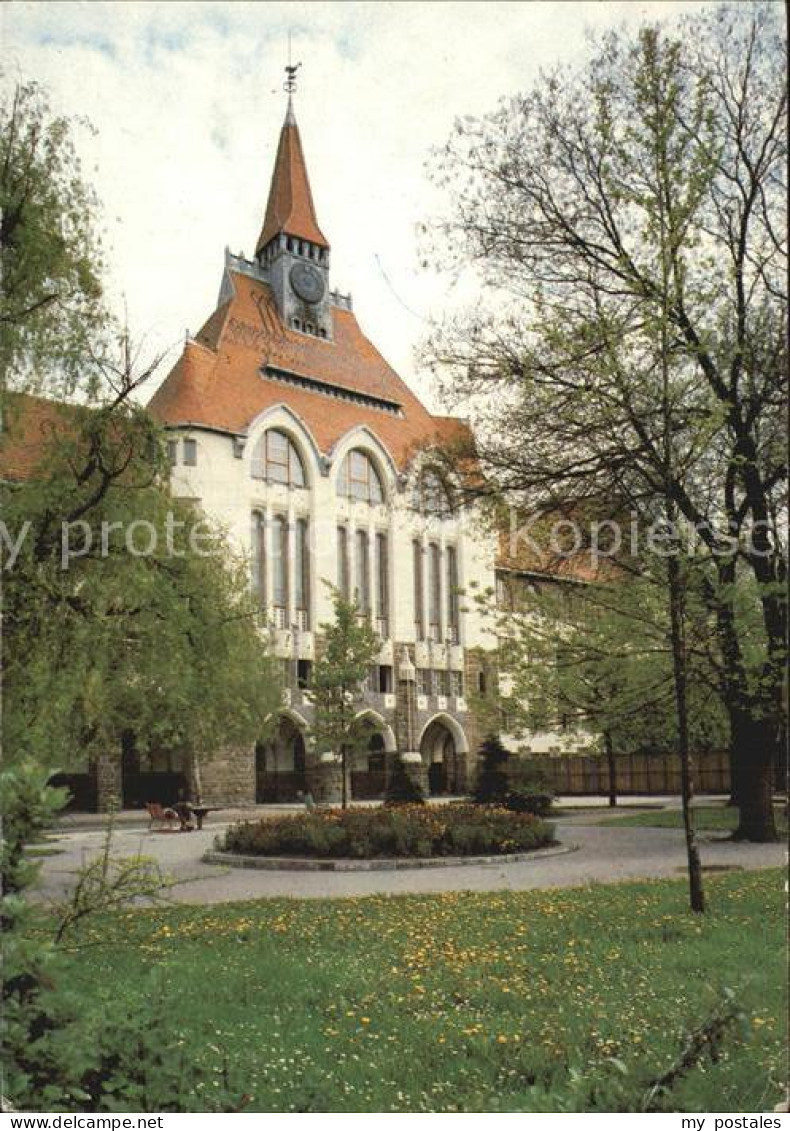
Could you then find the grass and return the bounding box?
[48,869,786,1113]
[598,806,788,833]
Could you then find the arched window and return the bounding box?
[251,429,306,487]
[413,470,452,516]
[337,449,384,504]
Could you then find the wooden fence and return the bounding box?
[518,750,731,796]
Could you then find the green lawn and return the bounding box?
[597,806,788,833]
[51,870,785,1113]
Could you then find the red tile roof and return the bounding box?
[497,524,610,583]
[148,270,464,470]
[255,106,328,254]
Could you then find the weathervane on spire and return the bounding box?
[284,32,301,95]
[284,62,301,94]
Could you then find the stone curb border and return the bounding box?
[202,843,577,873]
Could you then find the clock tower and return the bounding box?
[254,89,334,340]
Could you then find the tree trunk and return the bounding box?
[604,731,617,807]
[341,745,348,810]
[730,711,778,842]
[726,738,739,807]
[190,753,203,806]
[711,561,779,840]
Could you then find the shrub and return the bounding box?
[472,736,510,805]
[1,764,247,1113]
[505,760,555,816]
[472,742,555,816]
[220,804,556,859]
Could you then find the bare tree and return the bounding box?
[424,4,787,841]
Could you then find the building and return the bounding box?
[147,88,500,806]
[1,85,594,811]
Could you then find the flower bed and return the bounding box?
[220,804,556,859]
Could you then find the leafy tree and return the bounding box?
[485,570,723,753]
[425,4,786,841]
[0,76,111,396]
[308,588,382,809]
[1,388,281,796]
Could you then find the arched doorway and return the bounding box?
[256,715,307,802]
[420,718,463,796]
[351,731,388,799]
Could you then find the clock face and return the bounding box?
[289,261,325,305]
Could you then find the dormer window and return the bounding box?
[251,429,306,487]
[338,449,384,504]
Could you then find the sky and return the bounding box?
[2,0,718,409]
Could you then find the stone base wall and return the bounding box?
[96,756,123,813]
[79,640,500,810]
[307,758,352,806]
[193,747,256,806]
[402,757,429,797]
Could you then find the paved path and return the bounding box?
[32,815,785,905]
[49,794,693,833]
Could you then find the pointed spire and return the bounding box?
[255,80,329,256]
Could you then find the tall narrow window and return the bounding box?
[412,540,424,640]
[337,526,350,599]
[272,515,288,625]
[183,438,197,466]
[251,512,266,606]
[355,530,370,615]
[375,532,389,637]
[294,518,310,630]
[428,543,441,642]
[446,545,460,643]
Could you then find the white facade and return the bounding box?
[166,406,498,661]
